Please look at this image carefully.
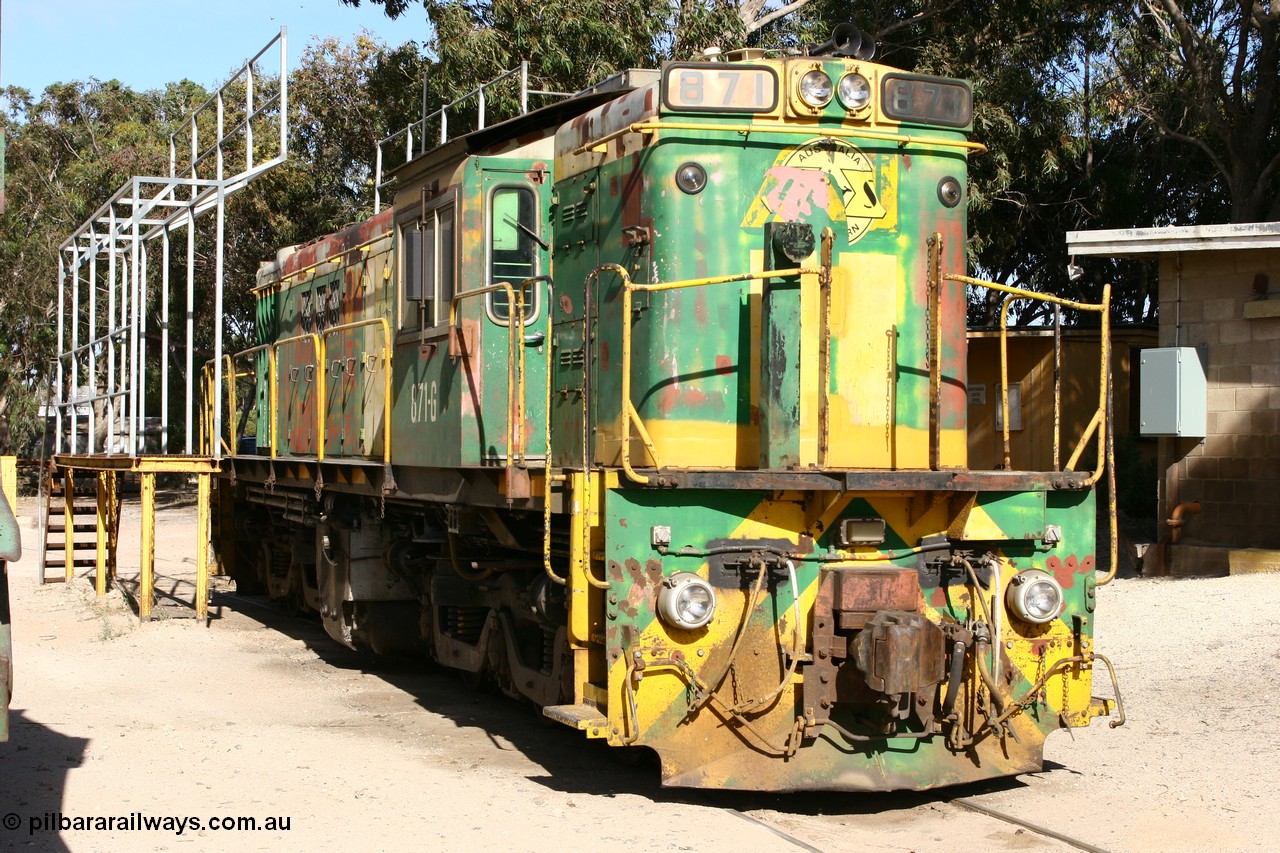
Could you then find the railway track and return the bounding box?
[734,794,1115,853]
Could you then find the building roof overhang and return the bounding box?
[1066,222,1280,257]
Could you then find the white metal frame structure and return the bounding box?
[54,29,290,462]
[373,61,569,213]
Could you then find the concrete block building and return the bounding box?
[1067,222,1280,576]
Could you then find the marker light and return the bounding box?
[675,162,708,195]
[799,70,834,107]
[657,572,717,630]
[1005,569,1065,624]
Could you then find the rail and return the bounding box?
[944,275,1112,484]
[588,260,828,485]
[207,319,394,473]
[947,274,1118,586]
[320,318,394,480]
[374,62,569,212]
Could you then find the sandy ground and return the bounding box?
[1,495,1278,852]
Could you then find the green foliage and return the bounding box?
[0,35,425,455]
[1106,1,1280,224]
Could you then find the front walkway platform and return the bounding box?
[48,455,219,621]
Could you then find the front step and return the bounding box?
[543,703,608,738]
[41,476,112,585]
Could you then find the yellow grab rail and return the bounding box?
[268,332,324,459]
[945,275,1111,485]
[319,317,394,468]
[588,261,826,484]
[947,274,1118,586]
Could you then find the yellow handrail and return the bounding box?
[226,344,272,454]
[947,274,1118,586]
[319,318,394,467]
[217,321,393,469]
[945,275,1111,485]
[588,261,825,484]
[269,332,324,459]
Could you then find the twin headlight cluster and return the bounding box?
[653,568,1064,632]
[799,70,872,111]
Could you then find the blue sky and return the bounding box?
[2,0,431,95]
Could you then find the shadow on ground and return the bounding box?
[204,585,1032,823]
[0,710,87,852]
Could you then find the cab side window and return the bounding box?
[401,203,455,331]
[487,187,539,324]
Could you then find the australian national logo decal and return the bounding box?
[742,137,896,244]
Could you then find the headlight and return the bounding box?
[1005,569,1064,624]
[837,73,871,110]
[799,70,834,107]
[657,572,717,630]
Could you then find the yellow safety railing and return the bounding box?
[947,274,1119,586]
[588,254,829,485]
[945,275,1111,484]
[266,331,324,458]
[449,283,527,474]
[227,344,272,453]
[319,317,394,468]
[211,321,394,467]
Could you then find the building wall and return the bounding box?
[1157,248,1280,569]
[967,330,1154,473]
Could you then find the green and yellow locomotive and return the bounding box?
[211,28,1123,791]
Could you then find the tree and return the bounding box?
[1108,1,1280,223]
[0,79,194,453]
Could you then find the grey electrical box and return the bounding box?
[1139,347,1207,437]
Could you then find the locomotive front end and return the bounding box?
[552,40,1120,790]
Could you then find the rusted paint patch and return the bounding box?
[1045,554,1088,590]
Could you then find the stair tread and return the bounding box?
[543,703,608,730]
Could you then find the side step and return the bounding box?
[543,703,608,738]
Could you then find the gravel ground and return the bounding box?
[2,496,1278,852]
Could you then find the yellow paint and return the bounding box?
[0,456,15,512]
[605,494,824,745]
[95,472,109,596]
[994,558,1094,723]
[63,471,74,583]
[959,505,1006,540]
[139,472,156,620]
[799,266,819,466]
[196,474,210,622]
[826,254,896,467]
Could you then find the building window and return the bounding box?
[487,186,539,324]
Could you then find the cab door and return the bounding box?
[464,159,552,465]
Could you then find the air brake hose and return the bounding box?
[941,638,967,718]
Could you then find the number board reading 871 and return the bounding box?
[662,65,779,113]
